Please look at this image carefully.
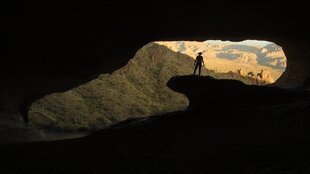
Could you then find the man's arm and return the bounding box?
[202,57,205,66]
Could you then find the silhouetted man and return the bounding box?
[193,52,204,76]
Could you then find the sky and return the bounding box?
[205,40,273,48]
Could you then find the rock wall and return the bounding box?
[2,2,310,124]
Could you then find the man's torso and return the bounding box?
[196,56,203,64]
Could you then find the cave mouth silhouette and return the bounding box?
[1,40,289,144]
[24,40,288,138]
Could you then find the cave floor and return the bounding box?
[1,100,310,174]
[43,130,91,141]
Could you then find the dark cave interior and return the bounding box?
[2,2,309,114]
[1,2,310,173]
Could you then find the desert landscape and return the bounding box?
[157,40,286,82]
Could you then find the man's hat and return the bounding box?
[198,52,203,55]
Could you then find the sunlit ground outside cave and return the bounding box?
[28,40,287,138]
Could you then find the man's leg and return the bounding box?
[193,64,198,75]
[198,64,201,76]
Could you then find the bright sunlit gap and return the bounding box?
[156,40,287,84]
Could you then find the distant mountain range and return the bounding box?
[157,41,286,81]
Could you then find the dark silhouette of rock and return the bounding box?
[0,75,310,173]
[1,2,310,126]
[1,3,310,173]
[167,75,308,110]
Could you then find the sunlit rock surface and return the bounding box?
[29,43,270,131]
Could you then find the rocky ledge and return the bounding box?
[167,75,309,110]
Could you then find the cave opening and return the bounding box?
[28,39,287,137]
[156,40,287,85]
